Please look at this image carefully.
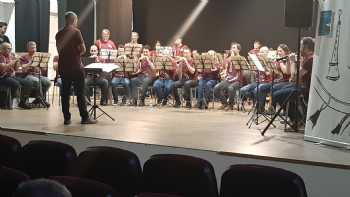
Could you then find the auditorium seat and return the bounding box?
[141,154,219,197]
[137,192,183,197]
[220,164,307,197]
[50,176,120,197]
[68,146,142,197]
[0,166,30,197]
[0,134,21,168]
[18,140,77,179]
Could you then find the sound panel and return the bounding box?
[285,0,313,28]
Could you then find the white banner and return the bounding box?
[305,0,350,147]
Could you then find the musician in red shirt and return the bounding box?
[19,41,52,106]
[0,42,33,109]
[95,29,117,50]
[214,42,244,110]
[172,38,187,57]
[130,46,156,106]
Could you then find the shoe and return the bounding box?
[128,99,137,106]
[81,118,97,124]
[173,102,181,108]
[100,101,108,106]
[185,101,192,109]
[31,98,40,104]
[113,100,118,105]
[162,99,168,106]
[18,102,32,110]
[121,97,127,105]
[64,119,71,125]
[138,100,145,107]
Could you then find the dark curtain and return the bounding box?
[15,0,50,52]
[57,0,67,29]
[96,0,133,45]
[132,0,317,55]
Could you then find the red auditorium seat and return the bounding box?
[0,166,29,197]
[0,134,21,168]
[141,154,219,197]
[68,146,142,197]
[220,164,307,197]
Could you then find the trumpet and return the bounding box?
[275,53,297,62]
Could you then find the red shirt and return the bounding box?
[55,26,85,78]
[172,44,187,57]
[299,55,313,96]
[95,39,117,50]
[0,53,16,77]
[138,59,156,78]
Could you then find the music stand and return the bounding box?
[230,55,249,111]
[125,43,142,58]
[31,52,51,108]
[84,64,118,121]
[100,49,118,63]
[245,54,274,128]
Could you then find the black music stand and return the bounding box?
[85,67,115,121]
[245,54,275,128]
[153,55,174,105]
[31,52,51,109]
[125,43,142,59]
[230,55,250,111]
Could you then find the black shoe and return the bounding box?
[81,118,97,124]
[162,99,168,106]
[64,119,71,125]
[173,101,181,108]
[121,97,127,105]
[138,100,145,107]
[185,101,192,109]
[31,98,40,104]
[129,99,137,106]
[18,102,32,110]
[100,101,108,106]
[113,100,118,105]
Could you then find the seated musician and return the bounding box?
[214,42,244,110]
[254,44,295,112]
[172,47,195,108]
[248,40,262,55]
[272,37,314,125]
[19,41,51,106]
[125,32,143,58]
[240,46,270,103]
[172,38,187,57]
[95,28,117,51]
[0,42,33,109]
[110,45,131,105]
[152,52,177,106]
[150,40,161,57]
[196,50,220,109]
[85,45,109,105]
[130,45,156,106]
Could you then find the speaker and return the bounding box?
[285,0,313,28]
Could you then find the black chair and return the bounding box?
[0,134,21,168]
[0,166,30,197]
[68,146,142,197]
[141,154,219,197]
[220,164,307,197]
[18,140,77,178]
[50,176,120,197]
[137,192,183,197]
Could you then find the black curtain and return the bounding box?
[15,0,50,52]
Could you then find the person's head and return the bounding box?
[0,42,12,56]
[65,11,78,27]
[154,40,161,48]
[12,179,72,197]
[183,47,192,58]
[208,50,216,57]
[258,46,269,57]
[230,42,241,55]
[0,22,8,35]
[89,45,98,56]
[253,40,262,49]
[142,45,150,57]
[101,29,110,41]
[300,37,314,57]
[174,38,182,46]
[277,43,290,57]
[131,32,139,43]
[26,41,37,55]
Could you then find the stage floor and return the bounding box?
[1,105,350,169]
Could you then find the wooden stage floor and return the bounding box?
[1,105,350,169]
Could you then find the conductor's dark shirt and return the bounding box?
[55,26,84,78]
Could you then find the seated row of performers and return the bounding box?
[0,41,51,109]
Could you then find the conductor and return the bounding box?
[55,11,96,125]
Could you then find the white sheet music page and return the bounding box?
[85,63,120,73]
[248,53,265,72]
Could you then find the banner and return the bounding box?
[305,0,350,147]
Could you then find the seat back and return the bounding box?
[69,146,142,197]
[19,140,77,178]
[142,154,219,197]
[0,134,21,168]
[220,164,307,197]
[0,166,30,197]
[50,176,120,197]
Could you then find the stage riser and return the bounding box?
[1,130,349,197]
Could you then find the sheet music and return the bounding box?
[248,53,265,72]
[85,63,120,73]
